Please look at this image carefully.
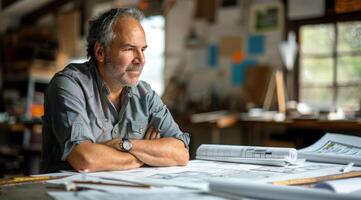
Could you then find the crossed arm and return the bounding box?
[67,126,189,172]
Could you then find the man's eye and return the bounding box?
[122,47,133,51]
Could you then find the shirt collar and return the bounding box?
[89,59,110,96]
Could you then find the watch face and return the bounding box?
[122,140,132,151]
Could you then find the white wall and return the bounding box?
[165,0,285,110]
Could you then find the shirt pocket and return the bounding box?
[128,119,148,139]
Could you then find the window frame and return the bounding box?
[291,12,361,111]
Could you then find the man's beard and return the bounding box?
[126,64,143,72]
[122,64,143,87]
[105,58,143,87]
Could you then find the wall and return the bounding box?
[165,0,285,113]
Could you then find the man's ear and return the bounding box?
[94,42,105,63]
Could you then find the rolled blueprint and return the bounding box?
[196,144,297,166]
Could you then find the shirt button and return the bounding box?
[114,127,119,133]
[139,128,143,132]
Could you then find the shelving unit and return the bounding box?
[0,68,56,175]
[3,68,56,120]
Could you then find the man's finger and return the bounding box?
[144,126,154,139]
[156,132,160,139]
[150,128,158,139]
[151,129,160,140]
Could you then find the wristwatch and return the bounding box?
[121,138,132,152]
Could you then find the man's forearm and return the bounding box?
[130,137,189,166]
[68,141,144,172]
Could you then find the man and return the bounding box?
[41,8,190,173]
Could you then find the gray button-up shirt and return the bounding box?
[41,60,190,173]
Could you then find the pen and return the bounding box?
[340,162,354,173]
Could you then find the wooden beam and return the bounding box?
[20,0,74,25]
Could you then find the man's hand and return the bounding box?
[144,126,160,140]
[102,126,160,150]
[97,126,188,168]
[67,140,144,172]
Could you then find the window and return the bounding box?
[140,16,165,96]
[299,21,361,111]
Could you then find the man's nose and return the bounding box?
[133,49,145,64]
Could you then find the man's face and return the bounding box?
[102,17,147,87]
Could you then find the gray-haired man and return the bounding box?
[41,8,190,173]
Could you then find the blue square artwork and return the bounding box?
[208,43,218,68]
[248,35,265,55]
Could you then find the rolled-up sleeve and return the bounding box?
[47,75,95,160]
[147,90,190,149]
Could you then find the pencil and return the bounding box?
[13,176,51,182]
[271,171,361,186]
[99,177,152,188]
[0,176,66,186]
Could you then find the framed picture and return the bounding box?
[249,2,284,33]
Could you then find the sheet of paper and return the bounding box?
[85,160,341,189]
[45,160,355,200]
[32,171,73,177]
[48,190,228,200]
[47,174,104,184]
[314,177,361,194]
[209,179,361,200]
[45,159,348,199]
[298,133,361,165]
[47,174,201,194]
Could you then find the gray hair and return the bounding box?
[86,7,144,60]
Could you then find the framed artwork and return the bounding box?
[249,2,284,33]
